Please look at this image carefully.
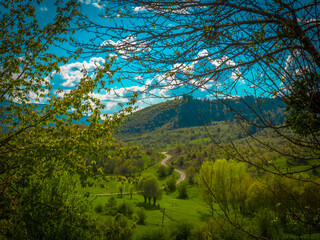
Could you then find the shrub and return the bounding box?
[106,196,117,209]
[94,204,103,213]
[117,201,134,218]
[136,207,147,225]
[138,228,167,240]
[178,182,188,199]
[157,165,168,178]
[166,176,176,193]
[105,197,118,215]
[115,213,128,228]
[170,222,193,240]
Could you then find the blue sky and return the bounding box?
[32,0,313,118]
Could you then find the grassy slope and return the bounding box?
[87,186,208,238]
[77,154,208,239]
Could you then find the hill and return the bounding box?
[116,96,286,149]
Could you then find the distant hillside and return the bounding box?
[118,96,285,136]
[0,101,91,132]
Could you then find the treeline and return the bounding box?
[169,128,316,176]
[118,121,247,150]
[87,141,162,177]
[118,96,285,136]
[197,159,320,239]
[165,132,320,239]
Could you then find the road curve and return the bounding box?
[91,153,185,196]
[161,152,186,184]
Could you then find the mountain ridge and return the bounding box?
[118,96,285,136]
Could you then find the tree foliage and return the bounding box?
[138,177,162,205]
[0,0,135,238]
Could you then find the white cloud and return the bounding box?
[28,89,49,103]
[56,89,71,98]
[79,0,97,4]
[100,35,151,60]
[197,49,209,58]
[40,6,48,11]
[230,71,244,84]
[79,0,104,9]
[134,75,143,81]
[133,5,190,15]
[92,2,104,9]
[210,56,236,68]
[133,6,149,12]
[56,57,105,87]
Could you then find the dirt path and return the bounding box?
[91,153,185,196]
[161,152,186,184]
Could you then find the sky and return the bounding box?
[31,0,317,118]
[35,0,242,116]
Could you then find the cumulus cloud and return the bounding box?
[55,57,105,87]
[133,6,149,12]
[100,35,151,60]
[79,0,105,9]
[40,6,48,11]
[28,89,49,103]
[134,75,143,81]
[92,2,104,9]
[55,89,72,98]
[133,4,190,15]
[140,50,245,99]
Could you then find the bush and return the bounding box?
[255,209,276,239]
[136,207,147,225]
[168,165,175,175]
[178,182,188,199]
[166,176,176,193]
[138,228,167,240]
[105,197,118,215]
[157,165,168,178]
[106,197,117,209]
[115,213,128,228]
[117,201,134,218]
[94,204,103,213]
[170,223,193,240]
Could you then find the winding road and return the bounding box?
[91,152,185,196]
[161,152,186,184]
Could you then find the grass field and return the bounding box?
[76,150,320,240]
[76,155,209,239]
[85,185,208,239]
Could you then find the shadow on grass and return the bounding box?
[199,211,212,222]
[136,202,161,211]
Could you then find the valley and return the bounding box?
[77,97,320,240]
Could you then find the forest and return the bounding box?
[1,0,320,239]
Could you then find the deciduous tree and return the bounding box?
[0,0,134,237]
[138,177,162,205]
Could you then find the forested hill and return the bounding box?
[118,96,285,135]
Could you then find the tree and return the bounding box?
[138,177,162,205]
[166,175,176,193]
[76,1,320,238]
[0,0,134,238]
[199,159,253,213]
[177,182,188,199]
[136,207,147,225]
[157,164,168,178]
[118,183,124,198]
